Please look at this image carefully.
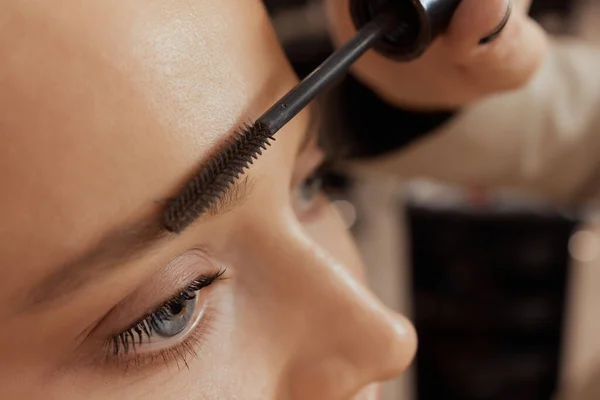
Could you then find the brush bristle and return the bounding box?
[162,121,274,233]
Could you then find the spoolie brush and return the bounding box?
[162,120,274,233]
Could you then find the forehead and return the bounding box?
[0,0,291,268]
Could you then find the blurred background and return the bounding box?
[263,1,600,399]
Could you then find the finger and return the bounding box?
[443,0,513,58]
[442,0,548,92]
[463,14,548,93]
[479,1,512,45]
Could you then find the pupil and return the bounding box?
[169,301,184,315]
[153,296,197,338]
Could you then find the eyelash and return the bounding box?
[106,269,225,365]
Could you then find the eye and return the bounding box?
[293,165,330,219]
[108,270,225,359]
[298,170,324,205]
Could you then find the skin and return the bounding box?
[0,0,545,399]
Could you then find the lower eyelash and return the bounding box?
[114,307,216,372]
[111,304,179,357]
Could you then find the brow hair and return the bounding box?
[23,177,251,311]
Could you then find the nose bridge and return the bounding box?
[273,227,416,399]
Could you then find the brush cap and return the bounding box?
[349,0,461,61]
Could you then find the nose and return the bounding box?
[287,252,416,399]
[265,226,417,399]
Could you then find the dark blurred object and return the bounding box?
[530,0,577,19]
[407,206,578,400]
[529,0,580,34]
[322,73,456,160]
[264,0,579,17]
[349,0,461,61]
[263,0,309,13]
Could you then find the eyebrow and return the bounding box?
[24,177,251,311]
[24,121,316,311]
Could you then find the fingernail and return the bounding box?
[479,0,513,45]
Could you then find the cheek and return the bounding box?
[302,203,365,281]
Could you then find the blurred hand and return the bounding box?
[326,0,548,110]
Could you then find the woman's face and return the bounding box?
[0,1,416,399]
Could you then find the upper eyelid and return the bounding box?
[95,285,186,342]
[88,252,209,338]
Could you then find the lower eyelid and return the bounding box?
[112,314,215,374]
[126,294,207,355]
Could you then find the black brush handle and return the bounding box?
[350,0,462,61]
[258,9,397,134]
